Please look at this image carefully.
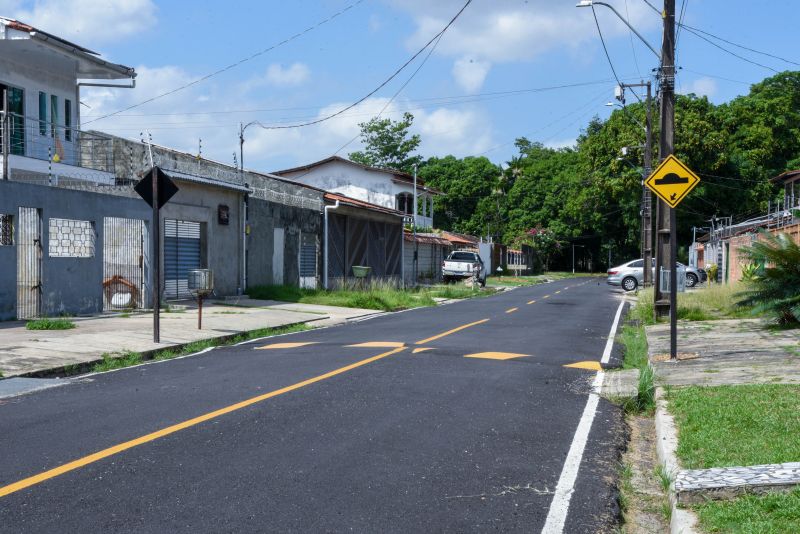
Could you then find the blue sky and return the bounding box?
[4,0,798,172]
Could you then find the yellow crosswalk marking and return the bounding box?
[563,361,603,371]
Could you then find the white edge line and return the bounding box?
[540,298,626,534]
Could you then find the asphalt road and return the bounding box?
[0,277,627,533]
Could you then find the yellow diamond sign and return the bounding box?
[645,155,700,208]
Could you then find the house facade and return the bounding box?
[273,156,437,229]
[0,17,135,184]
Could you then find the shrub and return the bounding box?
[738,232,800,324]
[26,318,76,330]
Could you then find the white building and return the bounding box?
[273,156,437,229]
[0,17,135,184]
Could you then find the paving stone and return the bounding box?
[675,462,800,504]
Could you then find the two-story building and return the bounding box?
[273,156,438,229]
[0,16,135,184]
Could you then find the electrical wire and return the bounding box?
[82,0,366,125]
[679,23,800,67]
[680,25,779,73]
[624,0,643,78]
[253,0,473,131]
[591,5,643,104]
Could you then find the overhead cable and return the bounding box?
[83,0,366,125]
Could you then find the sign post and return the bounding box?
[135,166,178,343]
[645,154,700,360]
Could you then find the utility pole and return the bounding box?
[413,164,418,286]
[2,89,8,181]
[654,0,677,358]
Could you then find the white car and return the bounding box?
[442,251,486,286]
[607,258,701,291]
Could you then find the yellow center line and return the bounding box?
[415,318,490,345]
[506,307,518,314]
[0,347,406,499]
[555,290,561,294]
[543,295,550,299]
[527,300,536,305]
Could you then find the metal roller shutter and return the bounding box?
[164,219,201,299]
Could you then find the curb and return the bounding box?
[654,387,700,534]
[5,317,327,380]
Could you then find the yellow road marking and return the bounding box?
[527,300,536,305]
[555,290,561,294]
[412,347,434,354]
[506,307,518,314]
[256,342,318,350]
[346,341,405,348]
[465,352,530,361]
[564,361,603,371]
[543,295,550,299]
[415,319,489,345]
[0,347,405,499]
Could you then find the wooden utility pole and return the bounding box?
[654,0,677,357]
[2,89,8,181]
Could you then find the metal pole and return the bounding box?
[572,244,576,274]
[642,81,653,287]
[2,89,8,181]
[152,166,160,343]
[413,164,418,286]
[198,295,203,330]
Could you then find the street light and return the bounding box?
[576,0,661,60]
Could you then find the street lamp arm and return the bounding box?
[578,1,661,60]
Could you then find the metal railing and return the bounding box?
[1,112,115,173]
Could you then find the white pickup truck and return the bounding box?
[442,251,486,287]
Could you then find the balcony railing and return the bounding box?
[0,112,115,173]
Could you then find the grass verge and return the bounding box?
[26,318,76,330]
[631,283,756,325]
[91,323,311,373]
[247,284,494,311]
[668,384,800,469]
[694,488,800,534]
[618,322,655,414]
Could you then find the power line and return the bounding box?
[624,0,643,78]
[82,0,366,126]
[591,5,643,104]
[680,25,779,73]
[679,23,800,67]
[333,31,446,156]
[253,0,473,131]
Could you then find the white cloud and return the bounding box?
[10,0,157,45]
[390,0,659,91]
[451,56,491,92]
[681,77,718,98]
[263,63,311,87]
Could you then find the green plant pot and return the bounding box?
[352,266,372,278]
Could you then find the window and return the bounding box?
[50,94,58,138]
[49,218,95,258]
[396,192,413,215]
[64,99,72,141]
[0,214,12,246]
[2,85,25,156]
[38,92,47,135]
[630,260,644,268]
[449,252,479,262]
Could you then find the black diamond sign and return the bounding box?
[134,166,179,209]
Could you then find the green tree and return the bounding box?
[348,112,422,173]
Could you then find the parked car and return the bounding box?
[607,258,702,291]
[442,251,486,286]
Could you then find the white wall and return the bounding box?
[282,160,434,227]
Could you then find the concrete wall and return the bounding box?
[0,180,151,320]
[246,198,322,289]
[403,239,450,285]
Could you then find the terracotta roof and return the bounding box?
[771,169,800,184]
[324,192,404,217]
[403,230,452,246]
[273,155,422,185]
[441,231,480,245]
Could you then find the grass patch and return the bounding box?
[618,323,655,414]
[485,271,596,287]
[668,384,800,469]
[632,283,756,325]
[694,488,800,534]
[26,318,76,330]
[91,323,311,373]
[247,284,494,312]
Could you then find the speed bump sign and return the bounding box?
[645,155,700,208]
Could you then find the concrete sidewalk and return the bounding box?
[0,299,379,378]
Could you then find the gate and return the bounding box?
[164,219,201,299]
[16,207,42,319]
[299,232,317,289]
[103,217,146,310]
